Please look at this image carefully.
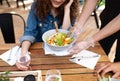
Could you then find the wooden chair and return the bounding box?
[92,9,100,28]
[16,0,25,9]
[92,0,103,29]
[0,13,25,43]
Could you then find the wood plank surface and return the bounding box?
[0,43,110,81]
[0,70,42,81]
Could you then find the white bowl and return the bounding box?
[42,29,75,51]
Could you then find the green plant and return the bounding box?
[0,70,10,81]
[98,0,105,6]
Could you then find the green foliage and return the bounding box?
[56,78,60,81]
[98,0,105,6]
[0,71,10,81]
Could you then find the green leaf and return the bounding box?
[4,78,9,81]
[0,70,10,81]
[56,78,59,81]
[0,78,3,81]
[54,32,66,46]
[108,76,111,81]
[4,71,10,75]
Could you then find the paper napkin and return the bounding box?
[101,78,120,81]
[0,46,21,66]
[110,78,120,81]
[14,77,24,81]
[43,43,70,56]
[69,50,101,70]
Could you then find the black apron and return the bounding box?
[99,0,120,62]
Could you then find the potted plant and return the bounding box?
[0,70,10,81]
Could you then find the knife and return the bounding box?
[70,55,99,61]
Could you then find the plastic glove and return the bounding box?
[16,52,31,70]
[72,23,84,39]
[68,37,94,54]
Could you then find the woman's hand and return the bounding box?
[62,0,73,29]
[65,0,73,10]
[16,53,31,71]
[16,61,30,71]
[95,62,120,79]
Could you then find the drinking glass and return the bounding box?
[46,69,62,81]
[17,52,31,67]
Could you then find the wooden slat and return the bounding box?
[0,70,42,81]
[41,68,93,75]
[0,42,110,81]
[0,43,43,50]
[42,74,98,81]
[0,53,109,66]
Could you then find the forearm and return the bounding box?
[93,14,120,43]
[21,40,31,55]
[75,0,98,27]
[62,8,71,29]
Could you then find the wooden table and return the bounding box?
[0,42,110,81]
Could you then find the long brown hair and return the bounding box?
[34,0,79,25]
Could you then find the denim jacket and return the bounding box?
[20,3,74,43]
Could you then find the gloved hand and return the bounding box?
[72,23,84,39]
[68,37,94,54]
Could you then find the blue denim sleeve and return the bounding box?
[20,36,35,43]
[20,3,38,43]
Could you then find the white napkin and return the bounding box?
[14,77,24,81]
[43,43,70,56]
[0,46,21,66]
[110,78,120,81]
[101,78,120,81]
[69,50,101,70]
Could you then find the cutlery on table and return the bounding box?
[70,55,99,61]
[7,45,21,62]
[66,27,75,37]
[54,21,59,33]
[7,46,13,61]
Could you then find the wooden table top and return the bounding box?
[0,42,110,81]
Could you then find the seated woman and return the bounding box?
[16,0,79,70]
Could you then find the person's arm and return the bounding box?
[16,3,37,70]
[21,41,31,55]
[93,14,120,43]
[62,0,73,30]
[68,14,120,54]
[73,0,99,38]
[75,0,98,27]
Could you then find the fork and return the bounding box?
[66,27,75,37]
[54,21,59,33]
[7,46,13,61]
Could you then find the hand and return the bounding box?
[68,37,94,54]
[65,0,73,10]
[16,61,30,71]
[16,54,31,70]
[95,62,120,78]
[72,23,84,39]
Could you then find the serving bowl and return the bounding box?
[42,29,75,51]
